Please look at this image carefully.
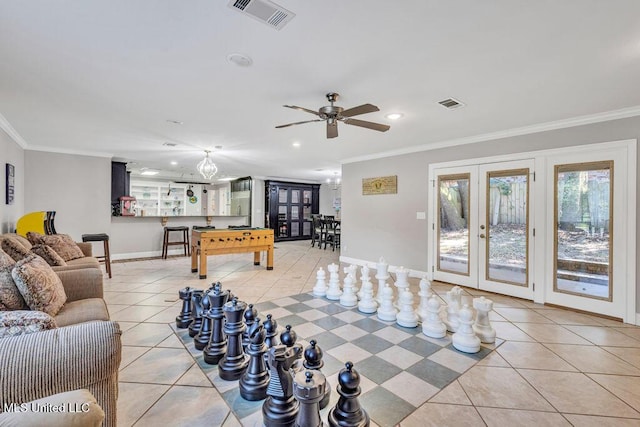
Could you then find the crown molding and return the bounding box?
[342,105,640,164]
[0,112,28,148]
[27,144,113,158]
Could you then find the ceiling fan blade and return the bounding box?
[283,105,320,116]
[275,119,324,129]
[340,103,380,118]
[343,118,390,132]
[327,122,338,138]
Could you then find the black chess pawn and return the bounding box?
[327,361,370,427]
[303,340,331,409]
[218,297,249,381]
[194,290,213,350]
[281,325,303,374]
[188,290,205,338]
[203,284,230,365]
[264,314,279,349]
[294,370,326,427]
[239,319,270,401]
[242,303,258,351]
[262,345,303,427]
[175,287,194,329]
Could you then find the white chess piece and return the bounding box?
[312,267,328,297]
[422,296,447,338]
[442,286,463,332]
[473,296,496,343]
[357,265,371,299]
[326,263,342,301]
[452,304,481,353]
[357,274,377,314]
[345,264,359,299]
[377,283,397,322]
[396,288,419,328]
[339,272,358,307]
[394,266,410,295]
[374,257,389,305]
[417,276,432,321]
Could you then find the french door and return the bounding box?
[433,160,535,300]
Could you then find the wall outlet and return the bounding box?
[416,211,426,220]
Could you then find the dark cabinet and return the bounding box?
[265,181,320,241]
[111,161,130,215]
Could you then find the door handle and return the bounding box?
[480,225,485,230]
[480,234,486,238]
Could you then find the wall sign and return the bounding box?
[362,175,397,195]
[5,163,14,205]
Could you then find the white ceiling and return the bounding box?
[1,0,640,183]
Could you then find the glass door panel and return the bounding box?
[437,174,471,276]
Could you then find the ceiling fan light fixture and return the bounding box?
[197,151,218,180]
[385,113,404,120]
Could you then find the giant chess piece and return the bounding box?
[203,284,230,364]
[188,290,205,338]
[281,325,304,374]
[294,371,326,427]
[345,264,359,299]
[175,287,194,329]
[357,272,377,314]
[358,265,372,300]
[374,257,389,305]
[473,296,496,344]
[194,289,213,350]
[303,340,331,410]
[239,320,270,401]
[262,345,302,427]
[377,283,397,322]
[339,272,358,307]
[326,263,342,301]
[417,276,433,321]
[312,267,328,297]
[264,314,279,349]
[396,287,419,328]
[393,266,410,297]
[452,304,481,354]
[442,286,463,333]
[422,295,447,338]
[243,303,259,351]
[218,297,249,380]
[327,361,370,427]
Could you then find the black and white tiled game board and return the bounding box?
[173,293,497,426]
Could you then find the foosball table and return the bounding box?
[191,228,274,279]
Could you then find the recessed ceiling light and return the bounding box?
[140,170,159,176]
[226,53,253,67]
[170,161,178,166]
[292,142,301,147]
[385,113,404,120]
[166,119,183,125]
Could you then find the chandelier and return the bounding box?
[327,172,341,190]
[197,150,218,180]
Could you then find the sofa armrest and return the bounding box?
[77,242,93,257]
[56,268,104,302]
[0,321,121,426]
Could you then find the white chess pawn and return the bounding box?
[312,267,328,297]
[339,273,358,307]
[417,276,432,321]
[473,296,496,344]
[422,296,447,338]
[452,304,481,353]
[396,288,419,328]
[442,286,463,332]
[326,263,342,301]
[377,283,397,322]
[375,257,389,304]
[357,275,377,314]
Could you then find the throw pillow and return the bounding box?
[1,237,30,262]
[40,234,85,262]
[0,248,28,310]
[31,244,67,267]
[0,310,57,338]
[11,254,67,316]
[26,230,46,245]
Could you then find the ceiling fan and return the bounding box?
[275,92,390,139]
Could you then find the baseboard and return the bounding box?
[338,255,429,279]
[636,312,640,326]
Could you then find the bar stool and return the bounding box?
[162,226,190,259]
[81,233,112,278]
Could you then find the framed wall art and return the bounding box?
[5,163,14,205]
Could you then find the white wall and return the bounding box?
[0,129,24,233]
[320,183,341,218]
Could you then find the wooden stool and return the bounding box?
[81,233,112,278]
[162,226,190,259]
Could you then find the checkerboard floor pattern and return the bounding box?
[174,293,496,426]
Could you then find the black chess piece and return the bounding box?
[188,290,205,338]
[239,319,270,401]
[262,345,303,427]
[242,303,258,351]
[218,297,249,380]
[203,284,230,365]
[175,287,194,329]
[293,370,326,427]
[327,361,370,427]
[194,290,213,350]
[264,314,279,349]
[281,325,303,374]
[303,339,331,409]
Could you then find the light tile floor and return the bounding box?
[104,241,640,426]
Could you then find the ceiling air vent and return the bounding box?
[228,0,295,30]
[438,98,465,110]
